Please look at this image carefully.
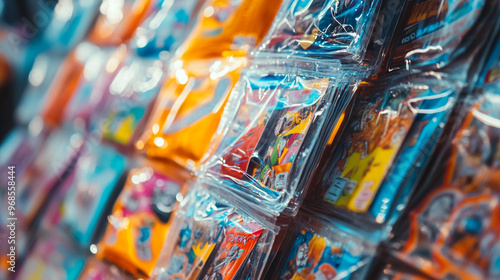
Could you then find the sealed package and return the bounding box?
[138,56,246,167]
[256,0,383,64]
[42,139,128,248]
[178,0,283,59]
[264,210,376,280]
[151,185,277,280]
[94,0,202,150]
[384,0,489,72]
[202,60,359,214]
[390,85,500,280]
[16,233,86,280]
[304,72,460,226]
[79,258,134,280]
[97,160,190,278]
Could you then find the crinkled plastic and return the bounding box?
[264,210,376,280]
[303,72,460,227]
[88,0,154,46]
[42,139,128,248]
[389,85,500,280]
[384,0,488,72]
[138,56,246,167]
[256,0,383,64]
[151,184,277,280]
[178,0,283,59]
[201,60,359,215]
[79,258,135,280]
[16,234,86,280]
[97,160,191,278]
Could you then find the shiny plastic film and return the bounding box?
[256,0,383,64]
[389,84,500,280]
[97,160,191,278]
[264,210,376,280]
[201,61,359,215]
[151,184,277,280]
[304,71,461,227]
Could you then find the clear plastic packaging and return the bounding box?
[177,0,284,60]
[151,184,278,280]
[264,210,376,280]
[389,85,500,280]
[256,0,383,64]
[384,0,490,73]
[138,56,246,167]
[96,160,191,278]
[201,60,359,215]
[42,139,128,248]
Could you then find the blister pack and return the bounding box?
[389,85,500,280]
[256,0,383,64]
[41,139,128,248]
[202,60,359,214]
[264,210,376,280]
[97,160,191,278]
[304,71,460,227]
[151,184,277,280]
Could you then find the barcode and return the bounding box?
[324,177,348,203]
[274,172,288,191]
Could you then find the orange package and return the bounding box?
[97,160,191,278]
[137,56,245,167]
[88,0,154,46]
[179,0,283,59]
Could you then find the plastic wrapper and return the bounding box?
[151,185,277,280]
[178,0,283,59]
[303,72,460,227]
[15,233,86,280]
[374,264,431,280]
[389,85,500,280]
[384,0,490,73]
[93,0,203,150]
[138,56,246,167]
[41,139,128,248]
[88,0,154,46]
[78,258,134,280]
[96,160,191,278]
[202,61,359,215]
[264,210,376,280]
[256,0,383,64]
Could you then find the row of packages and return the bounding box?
[1,0,500,279]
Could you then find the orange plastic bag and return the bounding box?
[138,56,245,167]
[179,0,283,59]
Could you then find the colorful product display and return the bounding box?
[98,161,189,278]
[2,0,500,279]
